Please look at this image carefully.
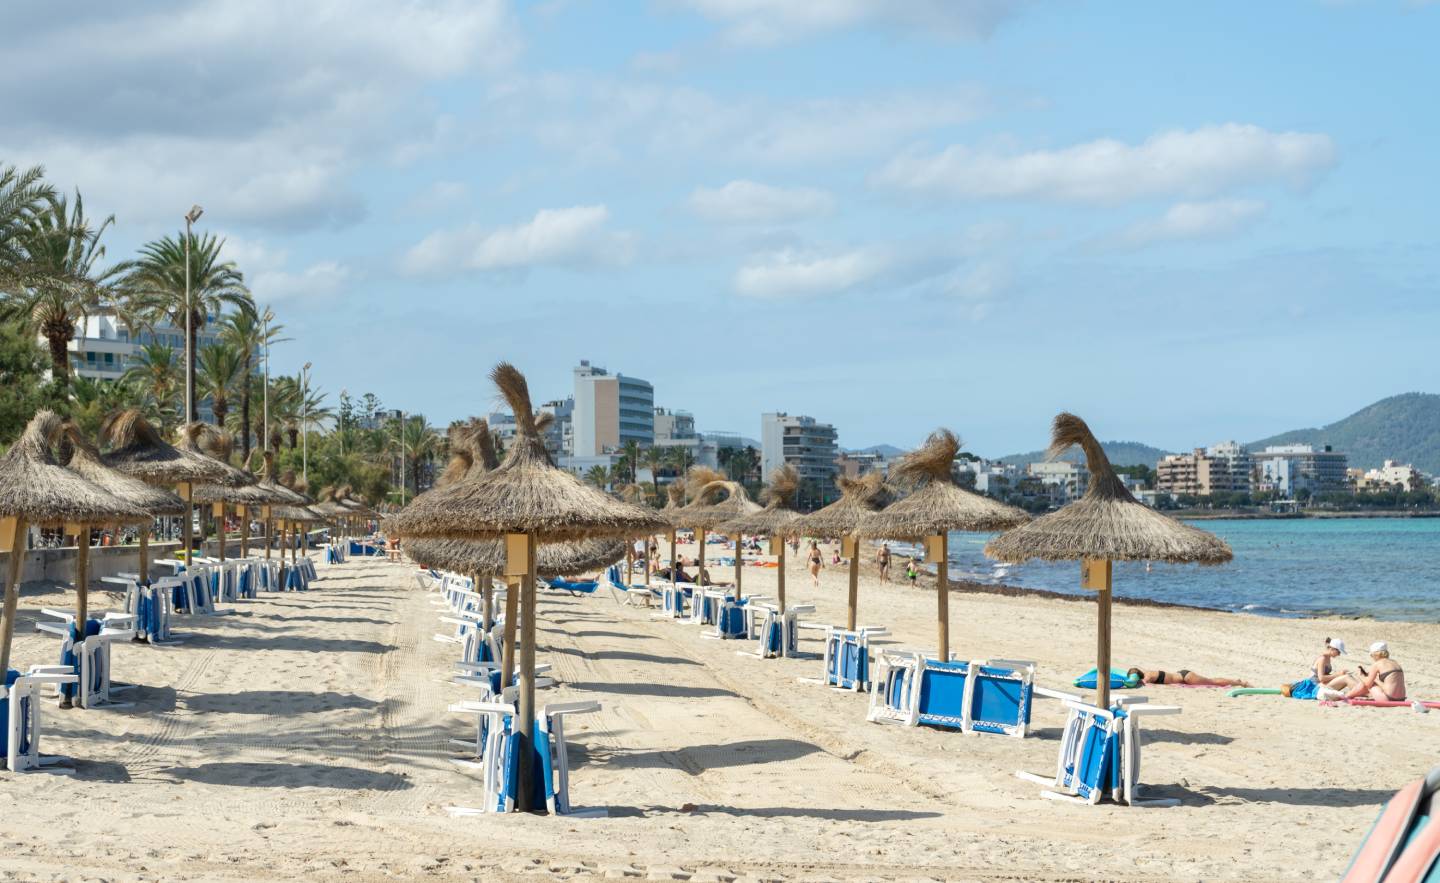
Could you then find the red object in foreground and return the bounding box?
[1342,766,1439,882]
[1345,699,1440,709]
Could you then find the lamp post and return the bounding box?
[301,362,312,485]
[183,205,203,423]
[262,311,270,452]
[397,411,407,506]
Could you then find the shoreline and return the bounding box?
[1176,509,1440,520]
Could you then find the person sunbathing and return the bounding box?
[1322,642,1406,702]
[1126,667,1250,688]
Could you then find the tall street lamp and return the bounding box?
[301,362,312,485]
[397,411,407,506]
[183,205,203,423]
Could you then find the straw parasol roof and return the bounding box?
[676,479,761,531]
[99,409,233,486]
[60,422,185,516]
[662,466,724,528]
[272,503,323,523]
[0,411,148,526]
[723,465,804,537]
[387,363,666,541]
[174,422,252,488]
[406,536,626,578]
[792,472,895,539]
[985,413,1233,565]
[863,429,1030,539]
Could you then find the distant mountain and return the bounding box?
[1247,392,1440,473]
[850,443,907,458]
[993,440,1173,468]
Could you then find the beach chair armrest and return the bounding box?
[21,673,79,686]
[450,700,514,715]
[788,604,816,614]
[1115,695,1149,706]
[29,665,76,675]
[1034,686,1082,703]
[543,700,601,717]
[34,623,67,637]
[1127,704,1182,717]
[453,661,499,673]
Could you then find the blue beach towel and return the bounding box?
[1074,668,1139,690]
[1288,677,1320,700]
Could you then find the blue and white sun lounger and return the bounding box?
[1018,697,1180,807]
[736,602,814,659]
[797,625,889,692]
[446,699,603,816]
[868,654,1054,738]
[103,574,178,644]
[35,610,136,709]
[3,666,78,772]
[602,567,654,608]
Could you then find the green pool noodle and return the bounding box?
[1227,687,1283,698]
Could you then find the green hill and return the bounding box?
[1247,392,1440,473]
[993,440,1172,467]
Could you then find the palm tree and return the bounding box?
[219,305,283,462]
[585,464,609,489]
[121,339,181,431]
[665,445,693,496]
[121,231,251,421]
[270,375,301,448]
[392,414,438,496]
[619,439,641,485]
[196,342,244,427]
[6,192,124,383]
[69,375,142,441]
[0,163,54,290]
[643,445,667,504]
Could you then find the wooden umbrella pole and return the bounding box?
[138,525,150,585]
[668,529,676,578]
[697,528,706,587]
[516,530,538,813]
[732,533,742,602]
[936,533,950,660]
[846,535,859,631]
[480,572,493,632]
[776,540,786,613]
[218,504,227,562]
[1097,576,1113,710]
[240,508,248,559]
[501,577,519,688]
[183,485,194,567]
[69,525,91,708]
[643,533,651,586]
[264,517,272,560]
[0,518,29,676]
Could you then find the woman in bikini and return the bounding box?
[1327,641,1406,702]
[1126,667,1251,688]
[807,541,823,587]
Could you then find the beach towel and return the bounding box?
[1288,678,1320,700]
[1074,668,1137,690]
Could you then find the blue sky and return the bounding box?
[4,0,1437,455]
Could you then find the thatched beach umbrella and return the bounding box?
[722,465,803,612]
[389,363,665,812]
[792,473,894,631]
[0,412,147,675]
[252,452,306,564]
[985,413,1232,707]
[101,410,234,580]
[681,480,761,601]
[61,421,185,657]
[174,422,249,567]
[862,429,1029,660]
[406,536,625,581]
[665,466,726,589]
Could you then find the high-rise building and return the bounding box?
[1252,444,1348,497]
[538,397,574,460]
[1156,442,1255,496]
[1027,460,1090,502]
[571,360,654,457]
[761,412,839,504]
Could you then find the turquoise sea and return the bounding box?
[928,517,1440,622]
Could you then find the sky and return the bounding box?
[3,0,1438,456]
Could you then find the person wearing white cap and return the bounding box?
[1321,640,1407,702]
[1283,637,1351,699]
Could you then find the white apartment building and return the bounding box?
[1360,460,1423,492]
[1253,444,1349,497]
[1027,460,1090,501]
[761,412,839,504]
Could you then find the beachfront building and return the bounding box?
[835,449,894,479]
[650,407,719,475]
[62,311,229,421]
[1026,460,1089,502]
[539,397,574,461]
[952,457,1023,495]
[571,360,654,457]
[761,412,839,505]
[1357,460,1424,492]
[1252,444,1349,498]
[1155,442,1253,496]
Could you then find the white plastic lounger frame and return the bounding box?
[446,699,604,817]
[737,603,815,659]
[1016,696,1180,807]
[35,610,137,709]
[4,666,79,772]
[798,625,889,692]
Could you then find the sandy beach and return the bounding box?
[2,546,1435,882]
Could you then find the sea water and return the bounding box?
[924,517,1440,622]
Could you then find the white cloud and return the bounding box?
[1112,199,1268,249]
[0,1,518,230]
[674,0,1024,45]
[489,76,985,165]
[217,234,352,304]
[689,180,836,223]
[402,205,635,275]
[734,247,893,298]
[875,124,1336,204]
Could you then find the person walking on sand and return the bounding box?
[905,556,919,586]
[807,540,823,587]
[876,543,891,582]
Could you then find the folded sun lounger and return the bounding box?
[1341,765,1440,882]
